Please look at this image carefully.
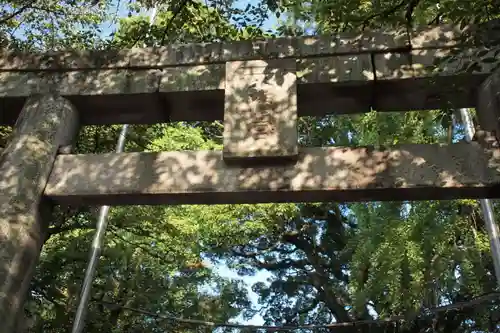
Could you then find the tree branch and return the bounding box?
[93,292,500,331]
[405,0,422,27]
[48,221,95,236]
[283,299,320,325]
[108,227,176,266]
[159,0,191,45]
[0,0,37,24]
[358,0,407,29]
[427,12,442,25]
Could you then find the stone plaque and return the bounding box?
[223,59,298,162]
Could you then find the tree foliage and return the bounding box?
[0,0,499,332]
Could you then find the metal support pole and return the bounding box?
[459,108,500,286]
[71,7,158,331]
[71,124,128,333]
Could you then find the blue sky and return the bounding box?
[209,261,271,325]
[100,0,280,37]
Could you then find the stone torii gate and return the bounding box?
[1,23,500,331]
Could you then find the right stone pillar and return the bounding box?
[475,69,500,287]
[476,68,500,140]
[0,94,80,332]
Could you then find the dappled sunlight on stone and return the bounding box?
[0,95,79,331]
[44,143,500,206]
[223,59,298,162]
[0,23,497,126]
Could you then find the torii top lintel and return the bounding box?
[0,22,497,126]
[0,23,490,71]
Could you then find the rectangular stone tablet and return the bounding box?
[223,59,298,163]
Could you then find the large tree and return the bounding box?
[0,0,499,332]
[224,112,500,332]
[14,1,272,331]
[216,0,500,331]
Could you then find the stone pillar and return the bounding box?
[223,59,298,164]
[476,68,500,141]
[0,94,79,332]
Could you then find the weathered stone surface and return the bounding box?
[0,51,48,70]
[0,48,488,126]
[372,47,496,80]
[354,28,410,52]
[131,38,298,67]
[44,143,500,206]
[298,54,374,83]
[477,68,500,140]
[0,71,63,97]
[0,72,42,97]
[411,21,500,50]
[0,95,79,332]
[0,40,493,126]
[57,49,130,69]
[372,48,489,111]
[130,43,225,67]
[373,52,414,80]
[105,30,411,68]
[0,55,374,98]
[373,49,463,80]
[297,35,348,56]
[0,69,161,98]
[411,24,473,49]
[58,69,160,95]
[0,49,129,70]
[225,35,390,61]
[296,55,374,115]
[295,30,407,57]
[411,48,496,76]
[58,70,128,95]
[159,65,224,92]
[223,59,298,161]
[0,23,483,71]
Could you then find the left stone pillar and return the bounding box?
[0,94,80,332]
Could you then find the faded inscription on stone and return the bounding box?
[223,59,298,161]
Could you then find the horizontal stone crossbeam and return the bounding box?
[0,24,487,70]
[0,23,497,125]
[44,143,500,206]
